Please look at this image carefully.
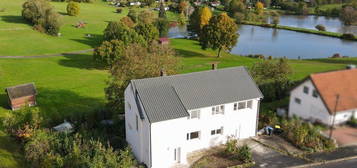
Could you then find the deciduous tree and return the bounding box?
[256,1,264,15]
[93,40,125,66]
[135,23,159,43]
[199,13,238,57]
[106,43,178,113]
[103,21,145,45]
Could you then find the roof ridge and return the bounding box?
[132,66,245,82]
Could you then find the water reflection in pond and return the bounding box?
[168,24,357,59]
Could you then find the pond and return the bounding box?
[270,15,357,35]
[168,24,357,59]
[232,25,357,59]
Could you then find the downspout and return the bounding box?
[255,98,261,136]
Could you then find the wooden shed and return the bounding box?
[159,37,169,45]
[5,83,37,110]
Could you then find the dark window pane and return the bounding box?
[190,131,199,139]
[303,86,309,94]
[211,130,215,135]
[247,100,253,109]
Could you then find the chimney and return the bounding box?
[160,69,167,76]
[211,63,218,70]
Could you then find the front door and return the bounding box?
[235,124,241,139]
[174,147,181,163]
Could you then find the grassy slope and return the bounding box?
[0,0,177,56]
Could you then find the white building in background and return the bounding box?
[289,68,357,126]
[125,66,263,168]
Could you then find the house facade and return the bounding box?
[289,69,357,126]
[125,66,263,168]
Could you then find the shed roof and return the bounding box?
[310,69,357,114]
[131,66,263,123]
[5,83,37,100]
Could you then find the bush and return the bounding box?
[127,9,138,23]
[67,1,80,16]
[22,0,61,35]
[341,33,355,40]
[347,117,357,127]
[315,24,326,31]
[116,8,122,13]
[280,117,336,152]
[24,130,136,168]
[225,139,252,163]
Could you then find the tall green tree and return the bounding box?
[250,59,292,101]
[134,23,159,43]
[106,43,178,113]
[93,40,125,66]
[156,4,169,37]
[187,6,212,36]
[103,21,145,45]
[199,13,238,57]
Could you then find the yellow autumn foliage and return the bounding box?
[199,6,212,29]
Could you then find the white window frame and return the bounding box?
[187,131,200,140]
[238,101,246,110]
[211,127,224,136]
[189,110,200,119]
[247,100,253,109]
[212,105,224,115]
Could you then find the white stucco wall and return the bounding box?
[289,79,357,125]
[125,84,151,166]
[150,98,260,168]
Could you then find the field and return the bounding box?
[0,0,177,56]
[0,1,356,167]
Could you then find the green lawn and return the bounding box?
[0,0,178,56]
[0,36,353,167]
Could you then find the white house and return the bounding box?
[289,68,357,126]
[125,66,263,168]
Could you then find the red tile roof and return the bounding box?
[310,69,357,114]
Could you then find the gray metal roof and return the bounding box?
[132,66,263,123]
[6,83,37,100]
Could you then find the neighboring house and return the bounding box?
[158,37,169,45]
[125,66,263,168]
[289,68,357,126]
[5,83,37,110]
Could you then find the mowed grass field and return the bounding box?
[0,38,354,167]
[0,0,177,56]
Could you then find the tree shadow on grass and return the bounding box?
[0,15,28,25]
[306,58,357,65]
[58,52,106,70]
[36,88,106,127]
[175,48,208,58]
[70,34,103,48]
[0,93,9,111]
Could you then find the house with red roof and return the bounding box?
[289,68,357,126]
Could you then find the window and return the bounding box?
[295,98,301,104]
[211,127,223,135]
[312,90,319,98]
[234,103,238,111]
[238,102,246,110]
[135,115,139,131]
[189,110,200,119]
[247,100,253,109]
[187,131,200,140]
[212,105,224,115]
[303,86,309,94]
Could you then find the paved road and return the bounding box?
[312,158,357,168]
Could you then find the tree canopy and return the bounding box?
[199,13,238,57]
[105,43,178,113]
[103,21,145,45]
[134,23,159,43]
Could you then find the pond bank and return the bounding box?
[241,21,357,41]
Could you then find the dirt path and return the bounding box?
[0,49,94,59]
